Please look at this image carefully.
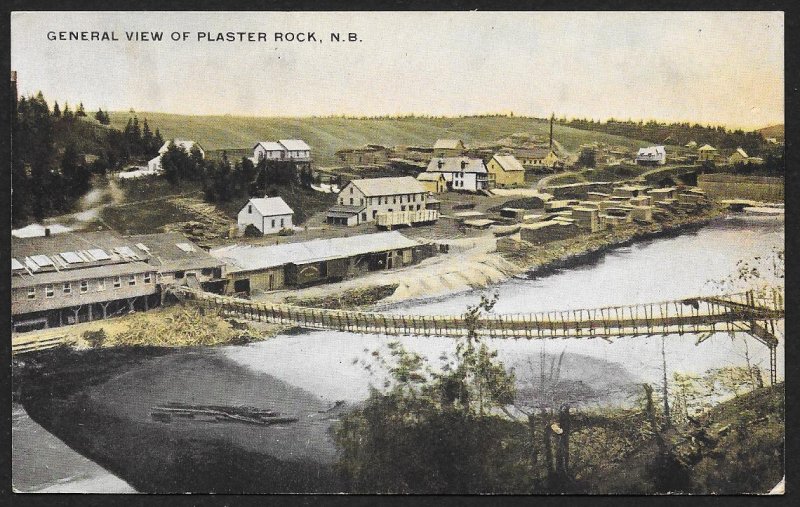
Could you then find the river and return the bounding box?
[223,215,785,403]
[14,215,784,493]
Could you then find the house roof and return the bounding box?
[210,231,420,273]
[246,197,294,217]
[349,176,425,196]
[416,172,445,182]
[159,139,202,154]
[733,148,749,158]
[12,223,73,238]
[515,147,555,159]
[636,146,666,157]
[698,144,717,151]
[426,157,487,174]
[279,139,311,151]
[254,141,286,152]
[12,230,220,289]
[433,139,464,150]
[490,154,525,172]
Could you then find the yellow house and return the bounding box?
[728,147,749,165]
[416,172,447,193]
[486,154,526,187]
[515,147,561,170]
[697,144,717,162]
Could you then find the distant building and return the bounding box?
[11,231,224,332]
[432,139,465,158]
[697,144,717,162]
[253,139,312,168]
[238,197,294,235]
[728,147,749,165]
[635,146,667,166]
[425,157,493,192]
[486,154,526,187]
[416,172,447,193]
[514,147,561,170]
[327,176,429,226]
[148,139,204,173]
[685,141,698,148]
[335,145,390,166]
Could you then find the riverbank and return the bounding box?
[260,203,727,310]
[14,346,343,493]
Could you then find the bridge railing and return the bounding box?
[173,286,784,340]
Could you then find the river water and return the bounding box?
[223,215,785,404]
[14,215,784,492]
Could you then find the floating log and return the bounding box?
[150,402,298,426]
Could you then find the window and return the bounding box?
[27,287,36,300]
[248,205,252,214]
[97,279,106,291]
[393,196,397,204]
[63,282,72,295]
[349,198,353,205]
[113,277,122,288]
[401,205,406,211]
[350,186,353,194]
[271,219,276,228]
[80,280,89,293]
[46,285,54,298]
[128,275,136,286]
[144,273,152,284]
[280,218,285,227]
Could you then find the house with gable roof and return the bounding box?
[238,196,294,235]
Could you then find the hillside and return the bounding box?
[108,113,665,166]
[756,124,784,141]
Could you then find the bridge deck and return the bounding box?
[180,287,784,341]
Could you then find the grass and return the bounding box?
[100,200,198,235]
[109,112,664,167]
[583,164,648,182]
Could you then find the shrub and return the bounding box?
[82,328,108,348]
[243,224,261,237]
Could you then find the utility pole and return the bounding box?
[549,112,554,150]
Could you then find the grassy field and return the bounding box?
[108,113,665,167]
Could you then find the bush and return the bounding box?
[82,328,108,348]
[278,227,295,236]
[243,224,261,237]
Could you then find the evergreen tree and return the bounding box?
[76,102,87,117]
[154,128,164,151]
[52,101,61,118]
[142,119,154,154]
[63,102,73,120]
[95,108,109,124]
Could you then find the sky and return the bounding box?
[11,11,784,129]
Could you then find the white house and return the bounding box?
[148,139,204,173]
[425,157,493,192]
[326,176,430,226]
[635,146,666,166]
[238,197,294,235]
[253,139,311,163]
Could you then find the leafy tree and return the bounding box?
[577,148,596,168]
[334,293,525,493]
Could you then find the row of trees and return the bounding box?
[11,91,165,225]
[158,144,314,205]
[559,117,772,157]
